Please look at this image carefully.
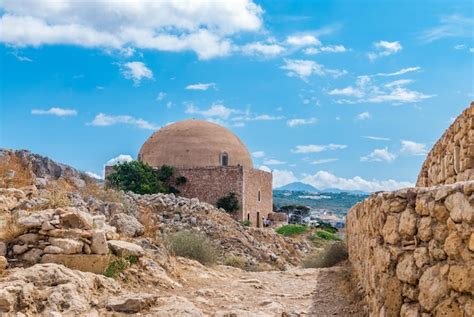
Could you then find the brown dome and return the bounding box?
[138,120,253,168]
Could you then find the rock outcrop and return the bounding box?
[347,102,474,316]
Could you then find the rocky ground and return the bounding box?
[0,149,365,316]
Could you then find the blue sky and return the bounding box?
[0,0,472,191]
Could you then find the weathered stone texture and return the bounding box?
[347,182,474,316]
[417,102,474,187]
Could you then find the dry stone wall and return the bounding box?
[346,181,474,316]
[417,102,474,187]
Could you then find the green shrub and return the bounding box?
[239,220,251,227]
[217,192,240,214]
[106,161,166,194]
[166,231,218,266]
[312,230,341,241]
[302,242,348,268]
[224,256,247,269]
[275,224,308,236]
[104,256,138,278]
[317,222,337,234]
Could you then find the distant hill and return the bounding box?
[275,182,319,192]
[275,182,369,195]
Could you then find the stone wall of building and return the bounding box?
[242,167,273,227]
[346,181,474,316]
[174,166,244,218]
[417,102,474,187]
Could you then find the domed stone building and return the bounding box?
[138,120,273,227]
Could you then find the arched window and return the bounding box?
[221,152,229,166]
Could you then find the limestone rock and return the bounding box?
[44,246,63,254]
[106,293,157,313]
[400,303,420,317]
[418,264,449,311]
[413,247,429,268]
[417,217,432,242]
[41,254,110,274]
[60,211,92,230]
[13,244,29,255]
[448,265,474,294]
[444,192,473,223]
[382,214,400,245]
[396,254,418,285]
[444,232,463,259]
[108,240,145,257]
[110,213,144,237]
[0,242,5,257]
[90,230,108,255]
[399,208,417,238]
[434,298,463,317]
[469,233,474,251]
[150,296,203,316]
[21,248,43,264]
[49,238,83,254]
[0,256,7,272]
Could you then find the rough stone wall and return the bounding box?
[174,166,244,219]
[417,102,474,187]
[242,167,273,226]
[346,182,474,316]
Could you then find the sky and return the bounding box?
[0,0,473,192]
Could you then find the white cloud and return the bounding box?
[85,171,102,180]
[271,169,298,188]
[287,117,318,127]
[286,34,320,47]
[119,61,153,86]
[292,144,347,154]
[400,140,428,156]
[240,41,285,57]
[259,165,271,173]
[252,151,265,158]
[90,113,158,130]
[281,59,346,81]
[328,86,364,97]
[105,154,133,166]
[31,107,77,116]
[166,101,173,109]
[375,66,421,77]
[0,0,263,60]
[264,159,286,165]
[454,44,466,50]
[10,50,33,62]
[361,148,396,162]
[304,45,347,54]
[185,83,217,91]
[384,79,414,88]
[419,14,473,43]
[311,158,339,165]
[363,136,390,141]
[301,170,413,192]
[185,103,237,119]
[156,92,166,101]
[356,111,371,121]
[367,40,402,60]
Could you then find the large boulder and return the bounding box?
[110,213,144,237]
[41,254,110,274]
[108,240,145,257]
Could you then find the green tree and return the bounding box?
[280,205,310,224]
[217,192,240,214]
[106,161,166,194]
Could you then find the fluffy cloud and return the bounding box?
[105,154,133,166]
[367,40,402,60]
[292,144,347,154]
[286,118,318,127]
[90,113,158,130]
[400,140,428,156]
[355,111,371,121]
[252,151,265,158]
[286,34,320,47]
[301,170,413,192]
[271,169,298,188]
[31,107,77,116]
[330,71,434,104]
[185,103,237,119]
[185,83,217,91]
[0,0,263,60]
[361,148,396,162]
[240,41,285,57]
[304,45,347,55]
[263,159,286,165]
[156,92,166,101]
[119,61,153,86]
[85,171,102,180]
[280,59,346,81]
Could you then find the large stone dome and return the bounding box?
[138,120,253,168]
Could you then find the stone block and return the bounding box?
[41,254,110,274]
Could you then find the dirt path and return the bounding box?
[159,259,366,316]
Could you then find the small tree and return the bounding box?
[107,161,165,194]
[217,192,240,214]
[280,205,310,224]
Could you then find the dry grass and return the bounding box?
[166,231,218,266]
[224,256,247,269]
[0,153,34,188]
[302,242,348,268]
[0,212,25,241]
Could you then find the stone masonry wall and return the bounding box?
[416,102,474,187]
[174,166,244,219]
[242,167,273,226]
[346,181,474,316]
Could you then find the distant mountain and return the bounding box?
[275,182,319,192]
[320,188,370,195]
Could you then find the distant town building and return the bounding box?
[136,119,272,227]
